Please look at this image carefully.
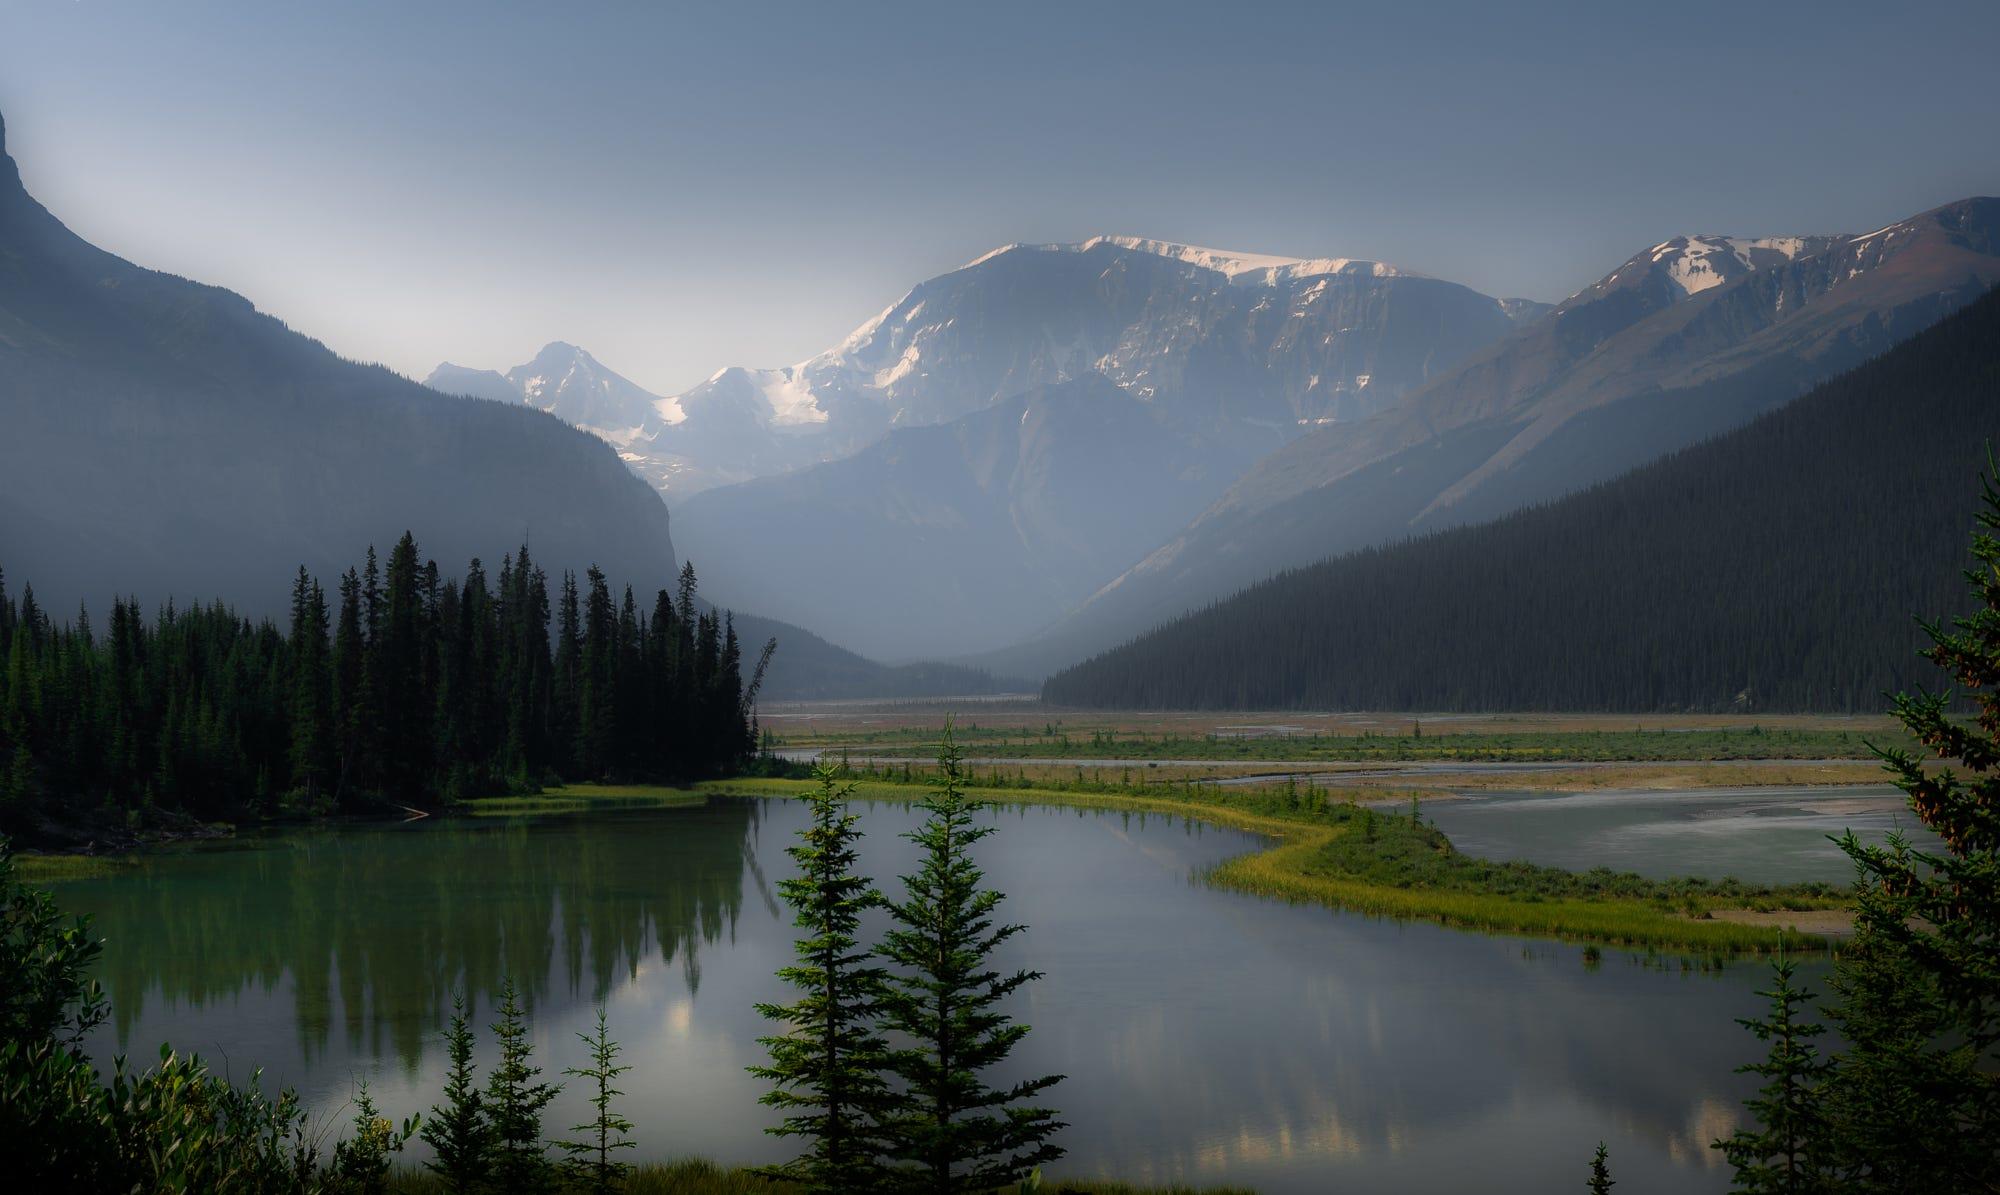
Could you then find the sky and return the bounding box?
[1,0,1996,398]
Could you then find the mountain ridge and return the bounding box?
[1007,196,2000,678]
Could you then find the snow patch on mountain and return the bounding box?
[1651,234,1836,297]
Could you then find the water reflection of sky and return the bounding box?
[1420,785,1938,883]
[55,797,1793,1194]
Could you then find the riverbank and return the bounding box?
[696,774,1843,953]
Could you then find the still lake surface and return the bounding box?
[55,795,1807,1193]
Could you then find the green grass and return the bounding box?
[12,853,141,882]
[460,784,707,817]
[699,773,1843,954]
[795,725,1897,763]
[385,1158,1252,1194]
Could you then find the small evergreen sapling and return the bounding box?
[1587,1141,1614,1194]
[559,1004,635,1194]
[329,1079,416,1195]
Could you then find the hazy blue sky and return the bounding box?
[2,0,1995,396]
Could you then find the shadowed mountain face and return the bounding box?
[0,110,680,617]
[1006,198,2000,678]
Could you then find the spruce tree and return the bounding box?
[878,724,1065,1192]
[484,978,560,1194]
[1714,958,1830,1192]
[751,761,892,1194]
[558,1004,634,1194]
[422,992,489,1194]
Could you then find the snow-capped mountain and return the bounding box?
[694,234,1545,440]
[435,236,1547,500]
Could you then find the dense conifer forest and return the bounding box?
[1045,286,2000,712]
[0,535,763,840]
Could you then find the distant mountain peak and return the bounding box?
[1570,230,1848,306]
[962,235,1420,285]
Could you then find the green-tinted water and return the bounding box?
[56,796,1789,1193]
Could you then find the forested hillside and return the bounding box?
[1044,285,2000,712]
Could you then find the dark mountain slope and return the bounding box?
[0,109,678,615]
[1044,284,2000,712]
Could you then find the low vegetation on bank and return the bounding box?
[700,770,1840,954]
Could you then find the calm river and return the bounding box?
[54,796,1792,1193]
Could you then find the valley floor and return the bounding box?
[763,704,1902,764]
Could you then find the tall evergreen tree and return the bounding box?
[577,566,615,777]
[752,762,893,1194]
[485,978,560,1195]
[422,992,489,1195]
[1815,456,2000,1190]
[377,532,431,798]
[553,570,583,777]
[332,567,366,802]
[286,569,334,802]
[878,725,1065,1192]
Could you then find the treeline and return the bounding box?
[1046,284,2000,712]
[0,535,766,835]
